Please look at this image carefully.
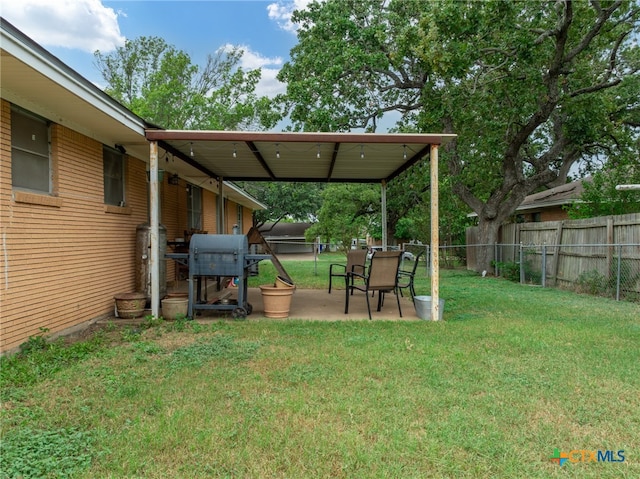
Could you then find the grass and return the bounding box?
[1,254,639,478]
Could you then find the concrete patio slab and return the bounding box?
[246,287,421,321]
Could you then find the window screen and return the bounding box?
[11,107,50,193]
[187,185,202,230]
[103,146,125,206]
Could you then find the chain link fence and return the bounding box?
[463,243,640,302]
[260,239,639,302]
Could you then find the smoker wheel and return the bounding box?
[232,307,248,319]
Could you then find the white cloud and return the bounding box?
[267,0,315,33]
[222,43,286,98]
[240,48,286,97]
[256,67,287,98]
[2,0,125,53]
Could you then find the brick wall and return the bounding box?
[0,100,148,353]
[1,99,260,353]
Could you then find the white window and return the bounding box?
[187,184,202,230]
[103,146,125,206]
[11,106,51,193]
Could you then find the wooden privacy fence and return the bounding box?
[466,213,640,300]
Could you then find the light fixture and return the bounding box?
[232,143,237,158]
[165,153,169,163]
[316,144,321,159]
[115,144,126,154]
[190,142,194,157]
[168,173,180,185]
[276,143,280,159]
[360,144,365,159]
[403,144,407,160]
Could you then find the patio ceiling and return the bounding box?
[145,130,456,183]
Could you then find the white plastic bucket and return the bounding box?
[414,296,445,321]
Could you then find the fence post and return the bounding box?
[494,243,499,276]
[519,242,524,284]
[616,243,622,301]
[541,244,547,288]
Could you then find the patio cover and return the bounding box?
[145,129,456,321]
[145,130,455,183]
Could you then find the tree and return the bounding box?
[278,0,640,271]
[95,36,279,130]
[567,163,640,218]
[305,184,381,253]
[386,157,472,245]
[236,181,324,229]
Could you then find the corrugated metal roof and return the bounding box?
[146,130,456,184]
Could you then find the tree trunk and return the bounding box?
[474,216,502,273]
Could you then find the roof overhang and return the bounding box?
[0,18,266,210]
[145,129,456,183]
[0,18,148,152]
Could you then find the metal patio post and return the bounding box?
[149,141,160,318]
[430,144,440,320]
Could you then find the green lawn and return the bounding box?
[1,255,639,478]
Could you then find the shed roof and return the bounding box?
[259,222,312,238]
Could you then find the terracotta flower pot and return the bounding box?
[259,285,294,318]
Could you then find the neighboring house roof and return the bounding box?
[0,17,264,211]
[259,222,312,239]
[467,178,589,218]
[515,178,589,213]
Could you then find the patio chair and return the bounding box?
[328,248,367,294]
[344,250,403,319]
[397,250,425,301]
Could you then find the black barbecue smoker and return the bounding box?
[185,234,270,318]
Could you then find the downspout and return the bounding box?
[430,144,440,320]
[217,177,224,234]
[149,141,160,317]
[381,180,387,251]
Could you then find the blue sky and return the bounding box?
[2,0,306,97]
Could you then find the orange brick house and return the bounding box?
[0,19,264,354]
[513,178,589,223]
[467,178,589,226]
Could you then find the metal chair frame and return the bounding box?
[397,251,425,302]
[345,250,403,319]
[328,248,367,294]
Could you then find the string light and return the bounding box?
[403,144,407,160]
[316,144,321,159]
[276,143,280,159]
[190,142,194,157]
[360,144,365,159]
[232,143,237,158]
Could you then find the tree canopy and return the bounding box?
[305,184,381,253]
[568,162,640,219]
[236,181,324,229]
[95,36,279,130]
[278,0,640,270]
